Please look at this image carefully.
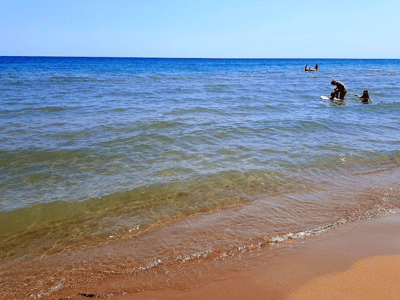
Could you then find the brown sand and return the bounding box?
[116,211,400,300]
[288,255,400,300]
[2,212,400,300]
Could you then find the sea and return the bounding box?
[1,57,400,266]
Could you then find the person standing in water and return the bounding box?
[331,79,347,100]
[315,64,319,71]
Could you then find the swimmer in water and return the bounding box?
[353,90,371,103]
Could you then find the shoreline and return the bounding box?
[2,210,399,299]
[119,210,400,300]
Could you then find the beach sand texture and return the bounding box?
[126,211,400,300]
[2,210,399,300]
[289,255,400,300]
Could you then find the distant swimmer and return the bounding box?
[315,64,319,71]
[352,90,371,103]
[330,79,347,100]
[305,64,318,71]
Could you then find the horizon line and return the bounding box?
[1,56,399,60]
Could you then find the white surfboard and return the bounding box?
[321,95,344,102]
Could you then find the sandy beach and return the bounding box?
[1,210,399,300]
[117,211,400,300]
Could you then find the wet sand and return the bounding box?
[4,210,397,300]
[113,211,400,300]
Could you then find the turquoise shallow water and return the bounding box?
[1,57,400,260]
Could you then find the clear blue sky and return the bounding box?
[1,0,399,58]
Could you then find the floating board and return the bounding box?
[320,96,343,102]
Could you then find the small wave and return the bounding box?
[165,107,226,116]
[291,120,327,132]
[101,132,176,148]
[48,76,112,85]
[21,172,62,185]
[300,95,314,99]
[205,84,229,93]
[139,121,185,130]
[263,104,281,110]
[0,106,67,115]
[0,149,125,170]
[0,169,305,258]
[171,87,192,94]
[238,96,254,101]
[372,101,400,110]
[49,76,89,84]
[112,108,128,112]
[171,77,189,81]
[160,150,185,157]
[6,98,23,102]
[134,143,153,151]
[38,106,66,113]
[0,110,13,115]
[153,167,195,177]
[1,81,29,86]
[235,105,264,111]
[220,148,238,155]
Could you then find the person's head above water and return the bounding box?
[361,90,370,103]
